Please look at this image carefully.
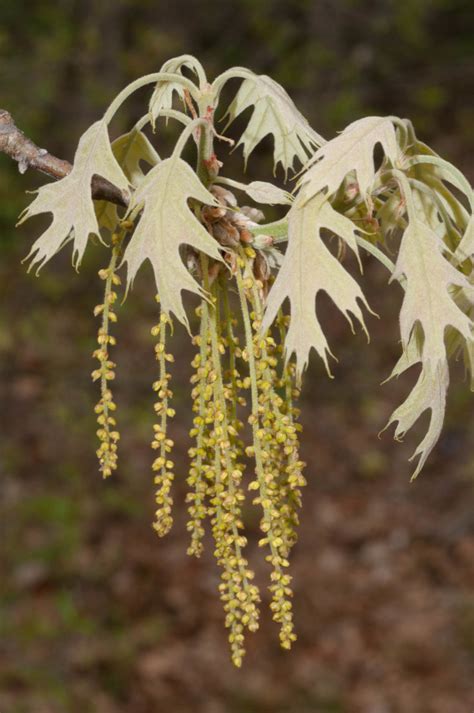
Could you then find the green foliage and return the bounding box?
[14,55,474,665]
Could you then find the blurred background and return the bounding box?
[1,1,473,711]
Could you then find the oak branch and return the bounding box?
[0,109,128,208]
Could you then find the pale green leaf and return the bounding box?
[94,127,160,236]
[422,175,470,240]
[404,154,474,260]
[386,326,423,380]
[243,180,292,205]
[261,194,370,374]
[384,198,473,477]
[405,155,473,207]
[216,177,292,205]
[383,326,447,480]
[112,127,160,187]
[398,132,471,241]
[297,116,399,205]
[149,56,203,125]
[455,216,474,262]
[376,190,406,238]
[391,218,472,365]
[447,279,474,389]
[94,199,119,236]
[20,121,129,269]
[356,236,396,275]
[249,218,288,241]
[122,155,222,327]
[224,74,324,174]
[387,359,449,480]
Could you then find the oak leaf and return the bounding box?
[95,127,160,234]
[224,74,324,174]
[392,219,472,365]
[386,216,473,476]
[122,155,222,327]
[261,193,370,374]
[20,121,129,269]
[297,116,399,204]
[149,55,203,125]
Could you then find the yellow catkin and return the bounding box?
[250,290,307,560]
[186,301,214,556]
[92,233,122,478]
[203,261,260,666]
[275,310,306,555]
[235,254,297,650]
[151,299,176,537]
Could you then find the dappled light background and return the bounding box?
[1,2,473,712]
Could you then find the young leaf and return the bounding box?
[223,74,324,174]
[94,199,119,236]
[261,193,371,374]
[112,127,160,187]
[403,154,474,260]
[19,121,129,269]
[447,281,474,389]
[95,127,160,235]
[387,358,449,480]
[149,55,203,125]
[216,177,292,205]
[385,204,473,477]
[391,219,472,365]
[121,155,222,327]
[250,218,288,241]
[297,116,399,205]
[455,216,474,262]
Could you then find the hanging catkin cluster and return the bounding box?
[91,182,307,665]
[17,56,474,666]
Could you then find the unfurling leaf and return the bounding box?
[224,74,324,174]
[121,154,222,327]
[243,181,291,205]
[95,127,160,234]
[20,121,129,269]
[112,127,160,187]
[94,199,118,236]
[216,178,292,205]
[386,213,473,477]
[455,216,474,262]
[392,219,472,364]
[404,154,474,259]
[451,279,474,389]
[261,193,371,374]
[149,55,203,125]
[387,355,449,480]
[297,116,399,204]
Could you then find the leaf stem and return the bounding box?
[104,72,200,125]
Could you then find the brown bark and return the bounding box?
[0,109,128,207]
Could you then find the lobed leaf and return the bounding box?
[216,177,292,205]
[385,187,474,476]
[262,193,371,375]
[95,126,160,235]
[224,74,324,175]
[297,116,399,205]
[403,154,473,260]
[149,55,203,125]
[387,358,449,480]
[20,121,129,269]
[112,126,160,187]
[121,154,222,327]
[392,220,472,365]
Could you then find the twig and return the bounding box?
[0,109,128,207]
